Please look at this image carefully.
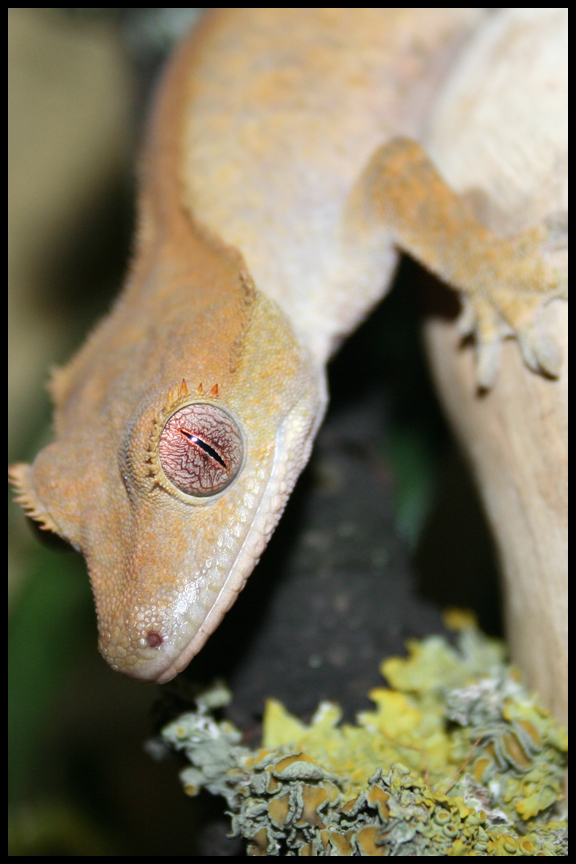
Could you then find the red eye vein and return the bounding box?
[158,402,244,497]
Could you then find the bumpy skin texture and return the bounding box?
[10,10,566,681]
[11,245,323,683]
[10,19,324,682]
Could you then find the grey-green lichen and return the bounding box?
[161,613,567,855]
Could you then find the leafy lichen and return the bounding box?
[161,613,567,855]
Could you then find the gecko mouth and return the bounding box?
[138,601,242,684]
[152,549,267,684]
[154,646,197,684]
[108,634,198,683]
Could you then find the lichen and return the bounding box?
[161,613,567,855]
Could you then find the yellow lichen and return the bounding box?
[161,622,567,855]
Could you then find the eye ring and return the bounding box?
[158,402,244,498]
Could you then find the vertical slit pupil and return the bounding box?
[178,428,227,468]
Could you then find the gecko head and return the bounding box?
[11,283,325,683]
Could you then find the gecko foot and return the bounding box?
[350,137,567,388]
[457,213,568,389]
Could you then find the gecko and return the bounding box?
[10,9,567,684]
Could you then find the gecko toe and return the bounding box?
[475,339,501,390]
[455,298,476,339]
[517,323,562,379]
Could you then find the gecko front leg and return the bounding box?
[348,137,567,388]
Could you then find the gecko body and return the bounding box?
[10,9,566,682]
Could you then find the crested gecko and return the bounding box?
[10,9,567,684]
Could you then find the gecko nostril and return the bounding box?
[146,631,163,648]
[158,402,244,498]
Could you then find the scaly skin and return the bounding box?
[10,10,566,681]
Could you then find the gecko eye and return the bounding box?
[158,403,244,498]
